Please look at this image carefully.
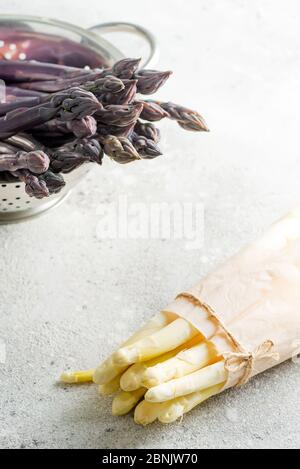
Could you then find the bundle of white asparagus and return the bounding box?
[61,207,300,424]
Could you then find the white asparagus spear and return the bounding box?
[142,341,218,388]
[60,369,95,384]
[134,385,222,426]
[113,318,199,366]
[93,360,126,387]
[163,297,219,339]
[120,335,203,391]
[158,384,223,424]
[126,311,178,341]
[98,375,121,396]
[112,388,146,416]
[93,312,175,385]
[145,360,227,403]
[134,400,172,426]
[95,299,217,385]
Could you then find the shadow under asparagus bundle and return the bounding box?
[60,208,300,425]
[0,58,208,198]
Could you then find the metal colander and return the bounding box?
[0,15,157,223]
[0,168,88,224]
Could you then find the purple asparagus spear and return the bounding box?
[100,79,137,105]
[69,117,97,138]
[38,171,66,194]
[130,132,162,159]
[0,103,59,139]
[85,76,125,97]
[96,122,135,139]
[139,100,170,122]
[32,119,74,137]
[50,138,103,173]
[0,150,50,173]
[18,70,105,92]
[157,101,209,132]
[134,120,161,143]
[0,60,85,82]
[0,77,121,115]
[0,87,101,138]
[135,70,172,95]
[0,57,210,190]
[34,116,97,138]
[5,86,47,99]
[0,141,20,154]
[10,169,49,198]
[95,102,143,127]
[5,133,44,152]
[0,97,41,117]
[111,58,141,79]
[100,135,141,164]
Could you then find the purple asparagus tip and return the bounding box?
[60,97,102,121]
[22,172,50,198]
[112,58,141,79]
[134,120,161,143]
[68,116,97,138]
[26,151,50,174]
[106,79,138,105]
[136,70,172,95]
[74,138,103,163]
[140,100,169,122]
[86,76,125,95]
[131,132,162,159]
[102,135,141,164]
[39,171,66,194]
[159,102,209,132]
[95,102,143,127]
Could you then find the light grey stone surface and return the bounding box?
[1,0,300,449]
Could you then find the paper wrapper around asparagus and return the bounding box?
[60,207,300,424]
[162,207,300,390]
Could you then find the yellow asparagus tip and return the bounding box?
[60,369,95,384]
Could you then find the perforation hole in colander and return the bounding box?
[0,183,32,212]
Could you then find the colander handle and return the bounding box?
[88,22,158,68]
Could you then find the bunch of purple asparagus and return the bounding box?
[0,58,208,199]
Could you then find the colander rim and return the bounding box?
[0,14,124,66]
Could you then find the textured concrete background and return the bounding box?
[1,0,300,449]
